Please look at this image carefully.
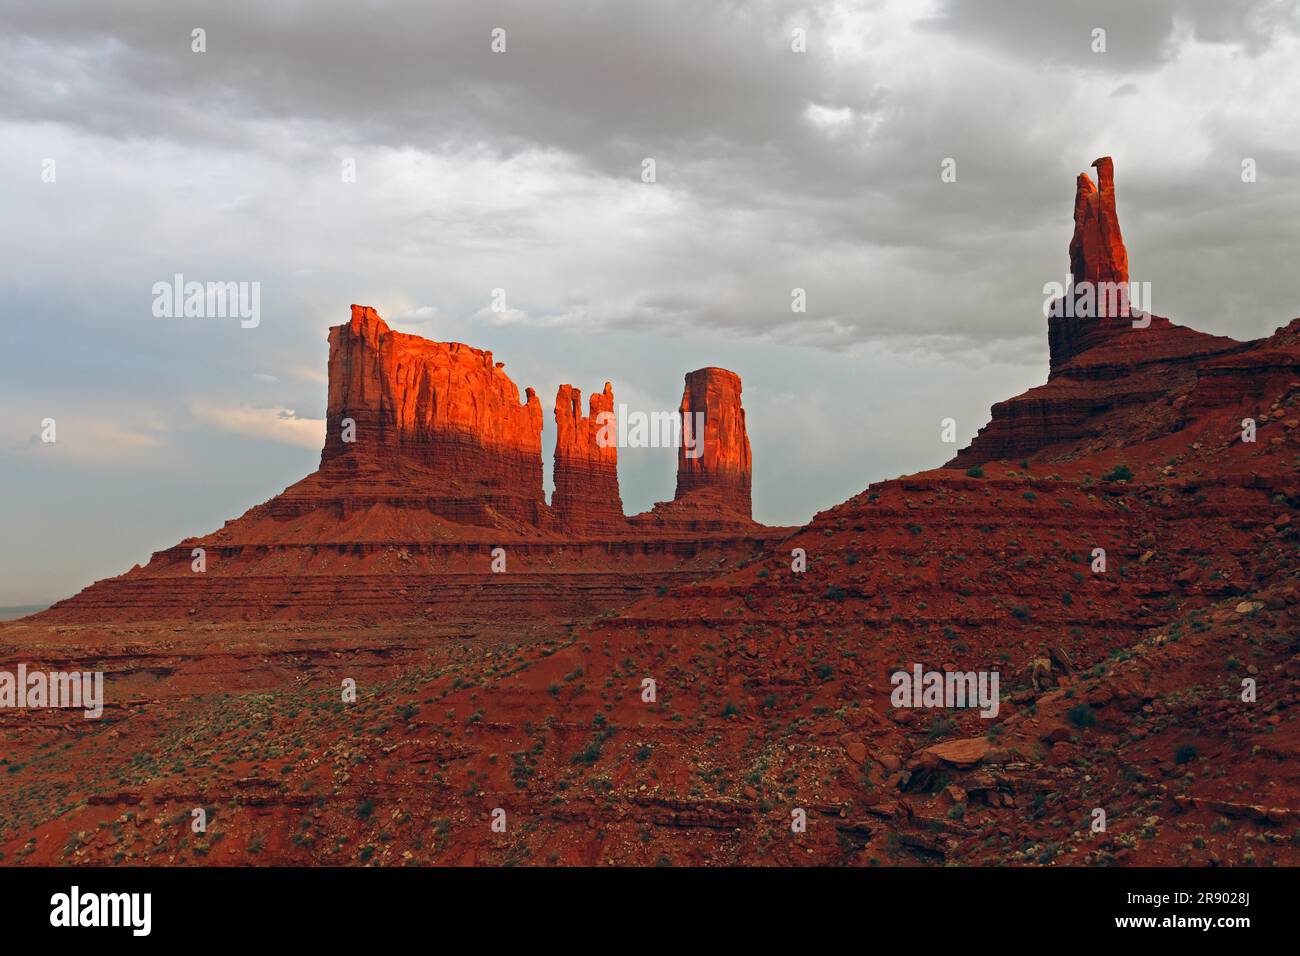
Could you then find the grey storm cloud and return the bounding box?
[928,0,1300,68]
[1,0,1299,350]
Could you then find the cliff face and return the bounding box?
[323,305,546,524]
[673,367,753,516]
[1183,318,1300,415]
[552,382,624,530]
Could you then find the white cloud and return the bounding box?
[289,365,328,385]
[188,400,325,449]
[804,102,855,132]
[392,305,438,325]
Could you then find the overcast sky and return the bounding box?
[2,0,1299,605]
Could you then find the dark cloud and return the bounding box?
[2,0,1298,354]
[927,0,1298,71]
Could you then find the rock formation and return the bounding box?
[672,367,753,516]
[552,382,624,530]
[954,159,1243,466]
[1049,156,1141,375]
[1186,318,1300,415]
[33,308,785,622]
[1068,156,1128,289]
[324,305,546,524]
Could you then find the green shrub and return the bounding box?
[926,715,956,741]
[1067,703,1096,728]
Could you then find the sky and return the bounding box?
[2,0,1299,606]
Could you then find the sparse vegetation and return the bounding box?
[1067,703,1096,728]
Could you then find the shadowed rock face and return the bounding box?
[673,367,752,516]
[552,382,623,530]
[323,305,546,524]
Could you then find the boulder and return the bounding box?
[924,736,991,768]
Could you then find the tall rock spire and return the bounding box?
[1049,157,1137,375]
[673,367,752,517]
[1068,156,1129,287]
[552,382,624,529]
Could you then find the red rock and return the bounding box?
[552,382,624,530]
[19,151,1300,871]
[36,306,792,624]
[673,367,753,516]
[1186,343,1300,416]
[952,159,1243,467]
[924,736,991,768]
[1069,156,1128,290]
[1040,723,1073,744]
[1046,743,1080,766]
[1084,685,1114,707]
[324,305,546,524]
[876,753,902,772]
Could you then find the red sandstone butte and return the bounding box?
[552,382,624,529]
[673,367,753,516]
[324,304,546,523]
[32,306,787,623]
